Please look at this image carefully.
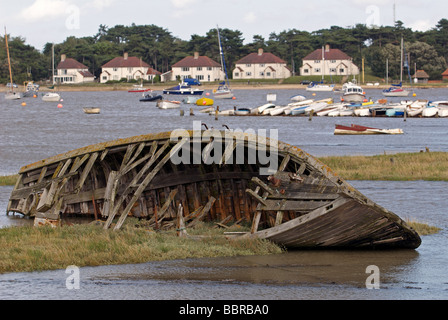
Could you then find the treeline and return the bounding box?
[1,19,447,84]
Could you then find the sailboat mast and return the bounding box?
[5,27,14,92]
[400,37,403,83]
[216,26,229,86]
[52,44,55,85]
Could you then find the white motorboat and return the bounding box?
[42,92,61,102]
[342,82,365,103]
[421,106,438,117]
[83,107,101,114]
[157,100,181,109]
[304,102,329,115]
[306,82,334,92]
[437,105,448,117]
[5,92,21,100]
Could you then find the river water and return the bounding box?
[0,87,447,300]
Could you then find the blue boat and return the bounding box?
[290,106,308,116]
[163,82,204,95]
[386,108,405,117]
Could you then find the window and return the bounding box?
[246,72,252,76]
[235,72,240,77]
[197,75,204,80]
[339,68,345,73]
[246,64,251,67]
[314,60,321,63]
[113,68,118,72]
[260,72,265,76]
[128,67,133,73]
[330,68,336,73]
[197,67,202,71]
[260,64,265,67]
[303,69,309,74]
[330,60,336,63]
[207,67,212,71]
[314,68,321,73]
[266,72,271,77]
[182,67,190,72]
[102,76,107,80]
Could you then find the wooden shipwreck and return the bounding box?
[7,129,421,249]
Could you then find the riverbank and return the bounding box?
[319,151,448,181]
[0,220,282,274]
[1,81,447,93]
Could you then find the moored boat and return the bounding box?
[83,107,101,114]
[42,92,61,102]
[196,97,214,106]
[341,82,365,103]
[163,83,204,95]
[382,83,410,97]
[334,124,404,135]
[140,92,163,102]
[157,100,181,109]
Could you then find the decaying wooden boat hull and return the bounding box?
[7,130,421,249]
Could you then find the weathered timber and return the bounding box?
[7,130,421,249]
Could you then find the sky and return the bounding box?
[1,0,447,51]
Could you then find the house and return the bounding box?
[300,45,359,77]
[232,49,291,80]
[442,69,448,81]
[147,67,162,82]
[413,70,430,84]
[100,53,159,83]
[54,55,95,84]
[168,52,222,83]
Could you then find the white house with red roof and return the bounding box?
[54,54,95,84]
[300,45,359,77]
[100,53,160,83]
[169,52,222,83]
[232,49,291,80]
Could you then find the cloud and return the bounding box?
[409,19,433,32]
[171,0,198,9]
[19,0,71,22]
[87,0,115,10]
[244,12,257,24]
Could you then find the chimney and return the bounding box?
[61,54,66,62]
[325,44,330,52]
[258,48,264,56]
[124,52,129,60]
[194,52,199,60]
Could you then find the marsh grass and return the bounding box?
[0,220,283,274]
[319,152,448,181]
[0,175,19,186]
[406,220,441,236]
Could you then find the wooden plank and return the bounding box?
[251,211,262,234]
[155,189,178,224]
[176,204,188,237]
[245,189,268,206]
[102,171,118,217]
[278,154,291,171]
[250,177,276,195]
[74,152,99,193]
[188,196,216,228]
[70,154,90,173]
[258,199,332,212]
[113,139,187,230]
[37,167,47,184]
